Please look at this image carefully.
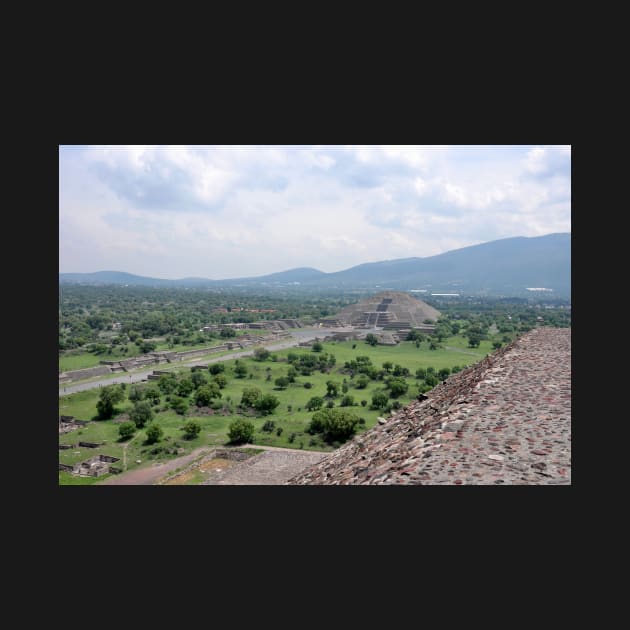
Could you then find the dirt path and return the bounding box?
[97,443,329,486]
[98,446,213,485]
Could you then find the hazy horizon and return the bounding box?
[60,145,571,280]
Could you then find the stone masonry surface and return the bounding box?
[287,327,571,485]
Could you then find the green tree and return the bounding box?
[340,394,355,407]
[438,367,451,381]
[355,375,369,389]
[306,396,324,411]
[274,376,290,390]
[387,377,408,397]
[307,408,360,443]
[493,341,503,350]
[176,378,194,397]
[228,419,255,444]
[183,419,201,439]
[382,361,393,373]
[254,394,280,415]
[312,341,323,352]
[326,380,339,397]
[415,367,427,380]
[467,333,481,348]
[240,386,262,407]
[220,327,236,338]
[140,341,157,353]
[129,400,154,428]
[365,333,378,346]
[213,373,228,389]
[191,371,208,389]
[253,347,271,361]
[145,423,163,444]
[144,386,161,405]
[208,363,225,375]
[234,364,248,378]
[371,391,389,409]
[195,383,222,407]
[157,373,178,394]
[118,421,136,440]
[96,384,125,420]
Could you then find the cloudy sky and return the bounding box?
[59,145,571,279]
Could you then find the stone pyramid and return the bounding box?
[335,291,441,329]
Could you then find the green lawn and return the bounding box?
[59,334,492,484]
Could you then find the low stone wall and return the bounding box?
[62,365,112,382]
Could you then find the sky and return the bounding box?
[59,145,571,279]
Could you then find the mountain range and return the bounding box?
[60,233,571,296]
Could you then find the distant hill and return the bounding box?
[60,233,570,296]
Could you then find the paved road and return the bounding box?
[59,327,353,397]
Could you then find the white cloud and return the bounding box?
[59,145,571,278]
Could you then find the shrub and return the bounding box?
[276,427,283,436]
[288,432,296,443]
[240,386,262,407]
[262,420,276,432]
[312,341,323,352]
[253,347,271,361]
[356,375,369,389]
[306,396,324,411]
[208,363,225,375]
[360,399,368,407]
[254,394,280,415]
[195,383,221,407]
[371,391,389,409]
[307,408,360,443]
[118,421,136,440]
[326,400,335,409]
[183,419,201,439]
[274,376,290,390]
[228,419,255,444]
[145,423,163,444]
[340,394,355,407]
[303,382,313,389]
[387,377,408,398]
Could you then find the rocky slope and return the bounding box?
[287,327,571,485]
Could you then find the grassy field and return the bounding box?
[59,334,492,484]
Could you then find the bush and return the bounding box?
[303,382,313,389]
[276,427,283,436]
[307,408,360,443]
[254,394,280,416]
[118,421,136,440]
[213,373,228,389]
[128,385,145,403]
[170,396,189,415]
[371,391,389,409]
[288,432,296,443]
[274,376,290,390]
[146,423,163,444]
[262,420,276,432]
[312,341,323,352]
[240,387,262,407]
[306,396,324,411]
[326,400,335,409]
[129,400,153,428]
[234,364,248,378]
[355,375,369,389]
[183,419,201,439]
[253,347,271,361]
[360,399,368,407]
[387,377,409,398]
[228,419,255,444]
[208,363,225,375]
[340,394,355,407]
[195,383,222,407]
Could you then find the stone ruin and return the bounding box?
[59,416,90,435]
[59,454,121,477]
[287,327,571,485]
